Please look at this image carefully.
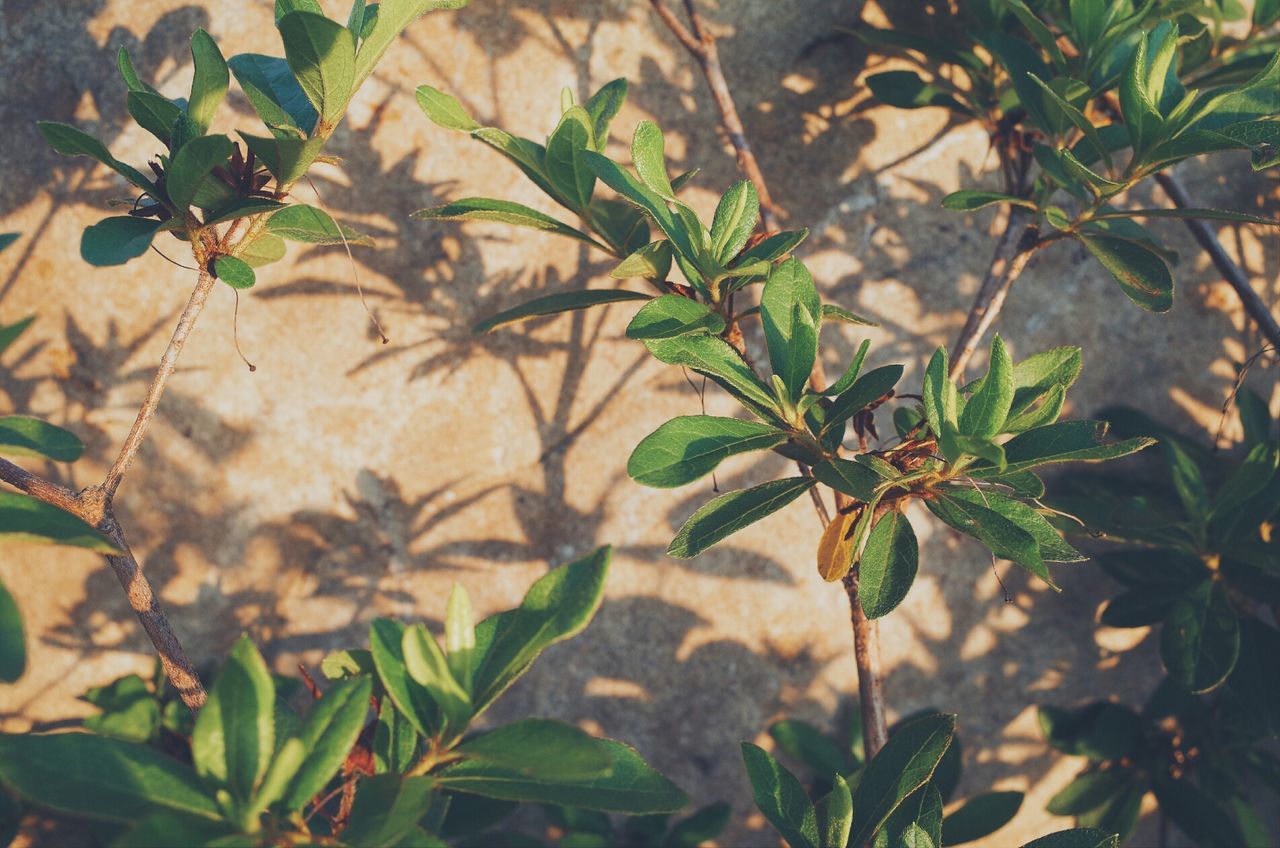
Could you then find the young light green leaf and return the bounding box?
[0,581,24,683]
[265,203,374,245]
[1162,580,1240,694]
[472,289,650,335]
[710,181,760,263]
[280,675,372,812]
[453,719,613,782]
[940,790,1022,845]
[668,478,816,558]
[627,416,787,488]
[0,492,119,553]
[959,335,1014,439]
[583,152,700,262]
[1119,33,1163,156]
[228,53,319,135]
[187,29,229,134]
[740,743,819,848]
[166,134,233,211]
[761,257,822,401]
[470,547,610,711]
[631,120,675,199]
[848,714,955,847]
[817,775,853,848]
[0,416,83,463]
[370,618,437,739]
[922,348,956,436]
[859,510,919,619]
[239,233,288,268]
[1045,770,1128,816]
[414,84,480,132]
[445,584,476,693]
[821,339,870,396]
[191,635,276,800]
[412,198,604,249]
[0,733,221,824]
[278,11,356,126]
[438,739,688,813]
[403,623,472,735]
[80,217,163,268]
[612,240,674,281]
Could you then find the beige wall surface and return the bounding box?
[0,1,1276,845]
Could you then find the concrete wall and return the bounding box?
[0,0,1275,844]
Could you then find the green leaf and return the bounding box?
[926,493,1049,585]
[922,348,957,437]
[281,675,372,811]
[812,458,882,502]
[265,204,373,245]
[80,217,162,267]
[342,775,437,848]
[734,229,809,267]
[975,32,1059,133]
[192,635,275,800]
[204,198,287,226]
[859,510,919,619]
[1028,75,1113,168]
[279,11,356,126]
[824,365,905,434]
[710,181,760,263]
[740,743,819,848]
[36,122,155,193]
[239,132,326,186]
[612,240,674,282]
[768,720,851,778]
[117,46,150,93]
[625,294,721,340]
[0,733,220,824]
[761,258,822,401]
[849,714,955,847]
[976,420,1155,475]
[239,234,288,268]
[1119,32,1163,156]
[821,340,870,397]
[875,783,942,848]
[1213,443,1279,520]
[821,304,876,327]
[545,106,596,210]
[1077,232,1173,312]
[403,623,471,736]
[0,416,83,462]
[353,0,472,97]
[1046,770,1128,816]
[370,618,437,738]
[642,334,779,418]
[940,790,1022,845]
[126,90,184,144]
[628,416,787,489]
[188,30,229,134]
[453,719,613,782]
[471,547,610,711]
[472,289,649,335]
[816,775,853,848]
[582,152,699,263]
[166,135,233,211]
[0,491,119,553]
[584,79,627,152]
[438,739,688,814]
[1022,829,1119,848]
[414,84,480,131]
[1037,702,1140,761]
[0,580,24,683]
[958,335,1013,438]
[373,700,419,775]
[212,255,255,290]
[1094,207,1280,226]
[413,198,603,249]
[1151,774,1245,848]
[227,54,318,135]
[631,121,675,200]
[667,478,816,558]
[943,489,1083,564]
[444,584,476,694]
[1162,580,1240,694]
[866,71,966,112]
[940,191,1038,212]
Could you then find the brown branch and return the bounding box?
[1154,171,1280,350]
[648,0,783,231]
[843,570,888,758]
[104,269,218,498]
[949,206,1040,379]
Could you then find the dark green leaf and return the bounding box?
[279,11,356,125]
[866,71,966,112]
[825,365,904,433]
[204,198,287,226]
[848,713,955,847]
[166,135,234,212]
[343,775,437,848]
[0,580,23,683]
[941,191,1037,212]
[733,229,808,267]
[0,416,83,462]
[761,258,822,401]
[1077,233,1173,312]
[821,339,870,397]
[370,618,437,738]
[545,106,596,210]
[352,0,472,96]
[1037,702,1140,761]
[740,743,819,848]
[373,700,419,775]
[710,181,759,264]
[940,790,1022,845]
[874,783,942,848]
[943,488,1083,564]
[281,675,372,811]
[926,493,1049,584]
[227,54,319,135]
[979,420,1154,475]
[628,416,786,489]
[626,294,722,340]
[439,739,687,814]
[213,255,255,291]
[239,132,325,186]
[1022,829,1118,848]
[959,335,1014,439]
[0,732,220,824]
[81,217,163,267]
[0,491,119,553]
[665,802,730,848]
[1096,207,1280,226]
[668,478,816,558]
[584,79,627,152]
[768,720,851,779]
[859,510,919,619]
[81,674,159,743]
[583,152,699,263]
[1162,580,1240,693]
[812,458,882,502]
[37,122,155,193]
[191,635,275,799]
[126,91,183,144]
[642,334,778,417]
[1151,775,1244,848]
[1046,770,1129,815]
[413,198,603,249]
[454,719,613,782]
[472,289,648,335]
[187,30,229,134]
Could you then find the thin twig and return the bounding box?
[1154,170,1280,350]
[103,270,218,498]
[648,0,782,230]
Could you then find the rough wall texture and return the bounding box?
[0,1,1276,845]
